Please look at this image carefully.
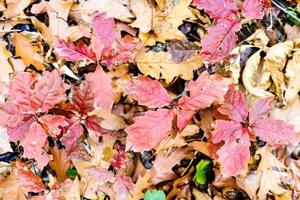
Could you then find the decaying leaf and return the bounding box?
[167,39,200,63]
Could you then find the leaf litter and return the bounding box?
[0,0,300,200]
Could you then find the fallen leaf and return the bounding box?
[13,33,44,71]
[200,19,241,62]
[193,0,238,20]
[167,39,200,63]
[130,0,153,33]
[121,76,171,108]
[285,50,300,102]
[125,109,173,151]
[136,50,202,84]
[242,0,264,20]
[0,40,13,84]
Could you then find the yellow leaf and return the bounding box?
[13,33,45,70]
[260,41,294,100]
[136,51,202,83]
[242,50,272,98]
[285,50,300,102]
[152,0,195,41]
[130,0,153,33]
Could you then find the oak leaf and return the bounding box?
[22,122,52,170]
[242,0,264,20]
[125,109,173,152]
[13,33,44,71]
[122,76,170,108]
[200,19,241,62]
[136,51,202,84]
[54,40,96,62]
[38,115,68,137]
[193,0,238,20]
[167,39,200,63]
[179,71,231,110]
[0,161,44,200]
[84,67,113,109]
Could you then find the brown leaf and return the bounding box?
[49,147,71,181]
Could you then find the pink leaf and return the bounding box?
[32,70,69,112]
[193,0,238,20]
[71,83,95,114]
[62,124,83,154]
[113,175,133,200]
[212,120,243,143]
[179,71,231,110]
[101,35,138,67]
[38,115,69,137]
[8,72,35,113]
[22,122,52,169]
[251,118,300,147]
[249,96,273,124]
[218,86,249,122]
[86,167,113,183]
[125,109,173,152]
[217,135,250,177]
[174,109,195,131]
[85,115,115,136]
[242,0,264,20]
[84,66,113,109]
[122,76,170,108]
[92,12,115,52]
[0,102,24,128]
[200,19,241,62]
[8,116,36,141]
[54,39,96,61]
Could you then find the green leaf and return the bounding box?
[67,168,78,179]
[194,159,210,185]
[144,190,166,200]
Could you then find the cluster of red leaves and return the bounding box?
[54,12,138,67]
[194,0,271,62]
[213,86,299,176]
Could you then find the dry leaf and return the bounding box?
[285,50,300,102]
[136,50,202,83]
[0,40,13,84]
[13,33,45,71]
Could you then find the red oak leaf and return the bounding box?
[113,175,133,200]
[252,118,299,147]
[8,116,36,141]
[174,109,195,131]
[92,12,115,52]
[38,115,69,137]
[84,66,113,109]
[242,0,264,20]
[213,88,299,176]
[0,102,24,128]
[122,76,170,108]
[32,70,69,112]
[193,0,238,20]
[71,83,95,115]
[212,120,243,144]
[62,123,83,154]
[101,35,138,67]
[179,71,231,110]
[22,122,52,169]
[200,19,241,62]
[125,109,173,152]
[218,85,249,122]
[217,134,250,177]
[54,40,96,61]
[8,72,35,113]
